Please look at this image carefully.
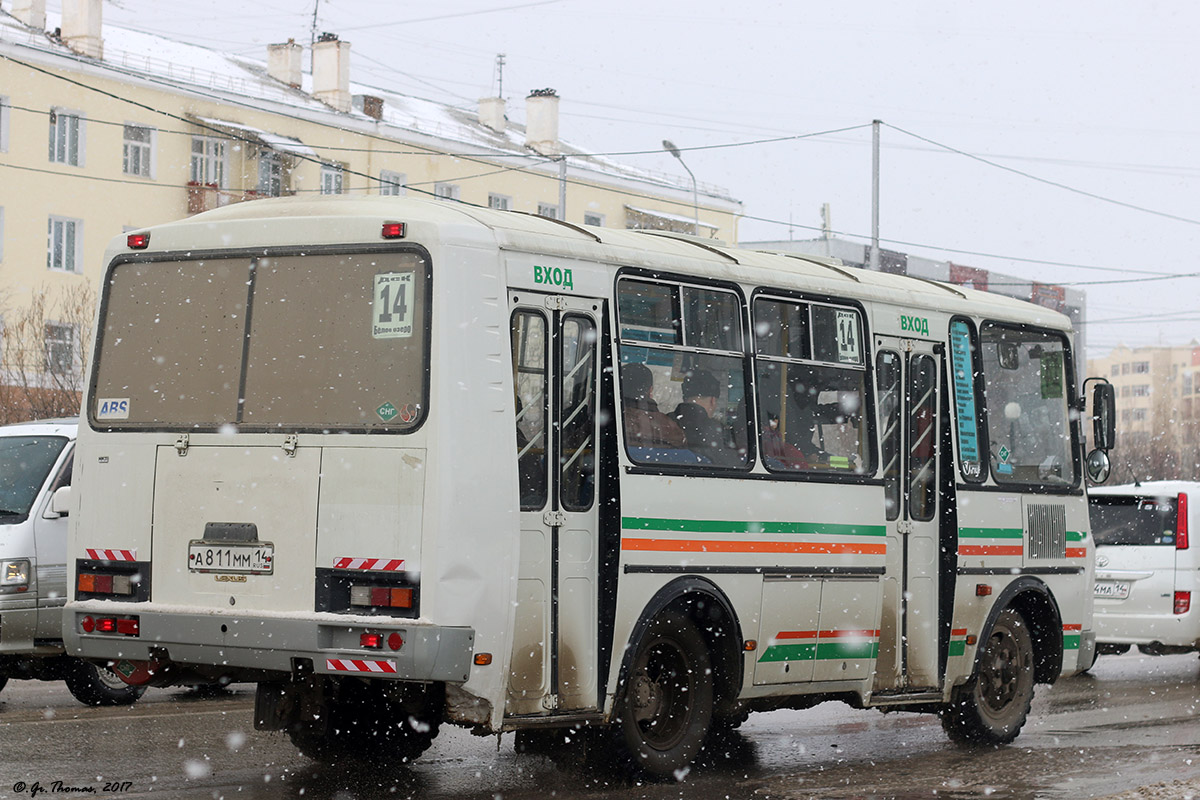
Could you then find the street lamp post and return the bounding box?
[662,139,699,235]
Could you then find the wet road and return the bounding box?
[0,650,1197,800]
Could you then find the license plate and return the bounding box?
[1094,581,1130,600]
[188,542,274,575]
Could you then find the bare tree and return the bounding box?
[1,283,96,424]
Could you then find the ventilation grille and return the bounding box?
[1027,504,1067,559]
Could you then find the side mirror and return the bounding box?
[50,485,72,517]
[1091,382,1116,452]
[1085,448,1111,485]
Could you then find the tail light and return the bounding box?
[81,615,140,636]
[77,573,135,596]
[1177,493,1189,550]
[1175,591,1191,615]
[350,585,413,610]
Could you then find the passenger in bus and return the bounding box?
[672,370,742,466]
[619,363,686,448]
[761,412,810,470]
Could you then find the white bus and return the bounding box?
[64,196,1114,777]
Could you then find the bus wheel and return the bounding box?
[288,679,442,767]
[941,609,1034,745]
[64,661,146,707]
[613,610,713,778]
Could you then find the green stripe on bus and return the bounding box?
[622,517,886,537]
[1066,531,1085,541]
[1063,635,1080,650]
[948,640,966,657]
[958,527,1023,539]
[758,642,879,662]
[758,643,817,663]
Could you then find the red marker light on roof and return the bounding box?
[127,232,150,249]
[380,222,406,239]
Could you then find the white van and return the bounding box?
[1088,481,1198,658]
[0,419,144,705]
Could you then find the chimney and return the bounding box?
[312,33,351,113]
[354,94,384,121]
[267,39,303,88]
[61,0,103,59]
[478,97,506,133]
[525,88,559,155]
[11,0,46,30]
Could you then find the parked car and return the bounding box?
[1088,481,1198,659]
[0,419,144,705]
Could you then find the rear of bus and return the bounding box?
[1089,481,1198,654]
[63,198,520,756]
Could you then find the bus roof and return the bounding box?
[119,195,1071,331]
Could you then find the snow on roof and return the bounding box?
[195,116,316,157]
[0,10,739,205]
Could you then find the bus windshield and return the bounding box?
[91,251,430,432]
[0,436,67,521]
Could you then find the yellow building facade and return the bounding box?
[0,1,742,417]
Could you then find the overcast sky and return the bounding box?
[90,0,1200,359]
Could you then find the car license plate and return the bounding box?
[1093,581,1129,600]
[188,542,274,575]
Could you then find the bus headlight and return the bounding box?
[1,559,30,592]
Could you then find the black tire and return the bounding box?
[1097,642,1130,656]
[941,608,1035,745]
[288,678,442,767]
[611,610,713,779]
[64,661,146,707]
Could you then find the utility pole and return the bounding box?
[495,53,506,97]
[558,157,567,220]
[870,119,881,271]
[309,0,321,72]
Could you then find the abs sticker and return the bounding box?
[372,272,415,339]
[96,398,130,420]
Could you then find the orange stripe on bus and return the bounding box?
[1062,624,1082,632]
[775,630,818,640]
[1066,548,1086,558]
[958,545,1023,556]
[621,538,887,555]
[951,628,968,636]
[819,629,880,639]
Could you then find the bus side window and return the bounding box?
[512,311,548,510]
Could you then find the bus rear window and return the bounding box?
[91,251,430,432]
[1089,495,1178,546]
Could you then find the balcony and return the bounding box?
[186,182,265,215]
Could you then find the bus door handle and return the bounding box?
[543,510,567,527]
[897,521,914,535]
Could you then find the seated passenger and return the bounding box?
[620,363,686,448]
[672,371,742,467]
[761,412,810,470]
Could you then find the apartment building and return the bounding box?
[0,0,742,416]
[1087,343,1200,454]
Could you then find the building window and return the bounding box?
[320,163,345,195]
[434,182,460,201]
[1131,408,1147,422]
[1185,374,1193,396]
[47,216,82,273]
[1121,363,1129,375]
[0,96,8,153]
[488,193,510,211]
[1133,361,1150,374]
[583,212,605,227]
[1132,384,1150,397]
[44,323,76,375]
[122,124,154,178]
[379,170,406,196]
[258,150,284,197]
[1110,364,1119,377]
[1121,385,1130,397]
[48,108,84,166]
[537,202,558,219]
[190,137,227,187]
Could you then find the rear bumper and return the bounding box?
[62,600,475,683]
[1093,609,1200,648]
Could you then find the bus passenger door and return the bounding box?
[506,292,602,717]
[874,339,944,692]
